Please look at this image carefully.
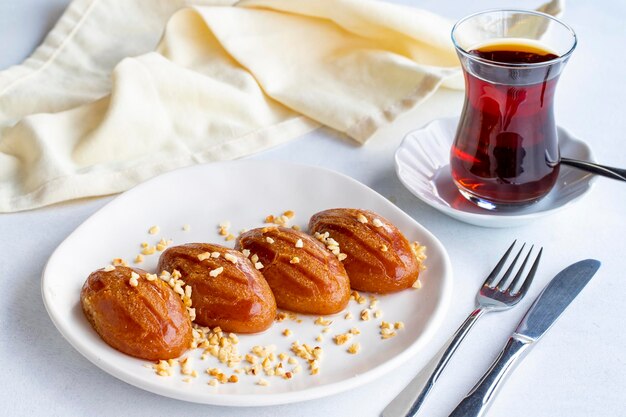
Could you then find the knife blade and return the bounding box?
[448,259,601,417]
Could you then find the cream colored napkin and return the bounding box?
[0,0,562,212]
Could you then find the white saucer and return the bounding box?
[395,117,596,228]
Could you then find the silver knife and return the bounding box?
[448,259,601,417]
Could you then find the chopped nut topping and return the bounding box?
[148,225,159,235]
[266,237,275,244]
[103,265,115,272]
[197,252,211,261]
[242,249,251,258]
[133,254,144,264]
[283,210,295,219]
[394,321,405,330]
[112,258,128,267]
[337,253,348,261]
[254,262,264,270]
[129,271,140,287]
[141,246,156,256]
[333,333,352,345]
[224,253,238,264]
[282,329,292,337]
[412,279,422,289]
[347,343,361,354]
[356,213,368,224]
[251,254,259,263]
[360,309,371,321]
[219,220,231,229]
[156,238,171,252]
[372,218,384,227]
[380,244,388,252]
[211,251,221,258]
[411,241,427,271]
[344,312,353,320]
[290,256,300,264]
[295,239,303,248]
[349,327,361,335]
[292,225,301,231]
[140,242,149,248]
[314,317,332,326]
[146,273,157,281]
[209,267,224,278]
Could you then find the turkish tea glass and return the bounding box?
[450,10,577,210]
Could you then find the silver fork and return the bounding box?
[382,241,542,417]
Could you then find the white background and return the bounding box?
[1,1,625,416]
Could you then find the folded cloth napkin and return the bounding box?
[0,0,562,212]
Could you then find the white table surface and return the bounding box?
[1,1,625,416]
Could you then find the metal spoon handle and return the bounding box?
[561,157,626,182]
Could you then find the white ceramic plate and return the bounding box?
[395,117,596,228]
[42,161,452,406]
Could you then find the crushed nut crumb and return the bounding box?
[148,225,159,235]
[197,252,211,261]
[290,256,300,264]
[103,265,115,272]
[314,317,332,326]
[141,246,156,256]
[129,271,140,287]
[224,253,238,264]
[295,239,303,248]
[209,267,224,278]
[360,309,370,321]
[347,343,361,354]
[356,213,368,224]
[372,218,384,227]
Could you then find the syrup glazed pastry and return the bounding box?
[80,266,192,361]
[236,227,351,315]
[157,243,276,333]
[309,208,425,293]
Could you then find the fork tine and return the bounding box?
[505,245,534,293]
[493,243,526,290]
[513,247,543,296]
[483,240,517,287]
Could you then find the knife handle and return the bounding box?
[448,336,533,417]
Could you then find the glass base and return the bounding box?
[456,187,543,211]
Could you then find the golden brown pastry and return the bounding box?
[80,266,192,360]
[309,208,424,293]
[157,243,276,333]
[236,227,350,314]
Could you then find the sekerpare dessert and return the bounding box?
[236,226,351,315]
[157,243,276,333]
[309,208,425,293]
[80,266,192,360]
